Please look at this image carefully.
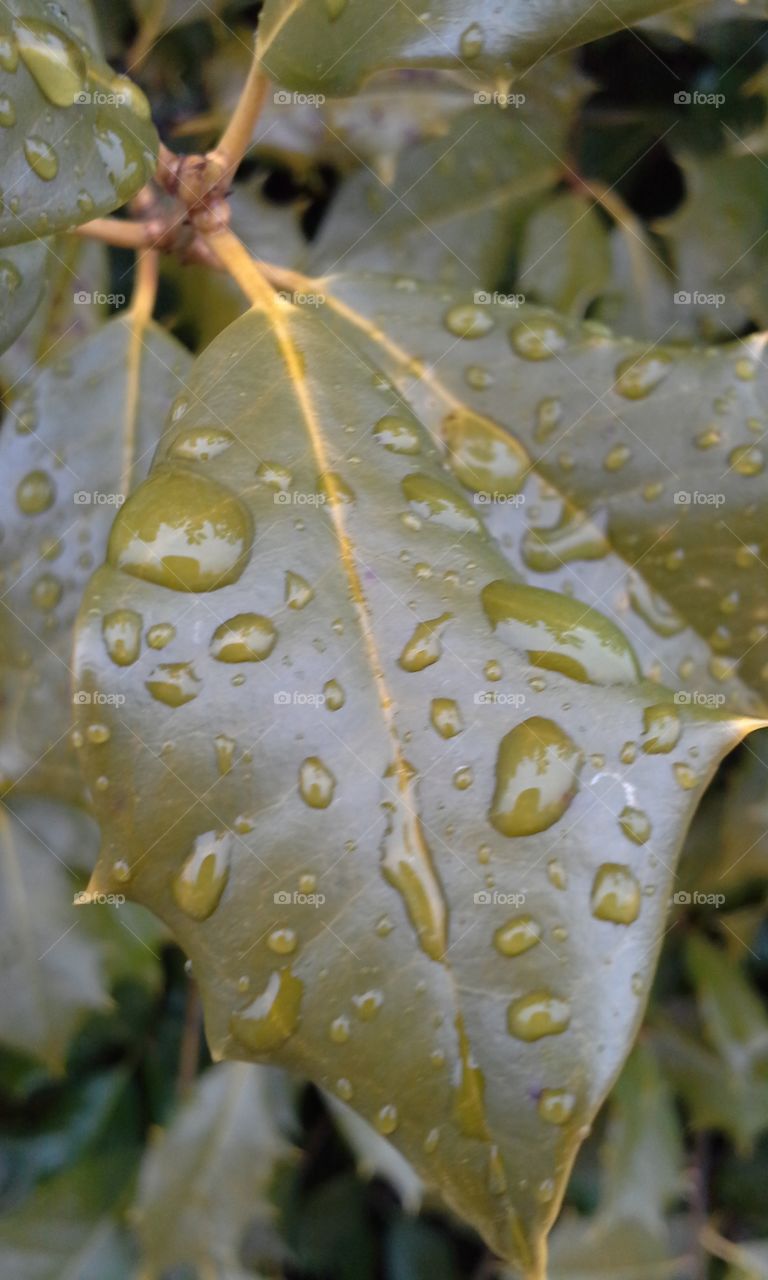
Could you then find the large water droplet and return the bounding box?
[493,914,541,956]
[522,510,608,572]
[285,571,314,610]
[444,303,494,339]
[230,969,303,1052]
[145,662,201,707]
[430,697,463,738]
[619,805,651,845]
[373,415,421,454]
[14,19,85,107]
[401,473,480,533]
[380,766,448,962]
[210,613,276,662]
[169,426,234,461]
[508,991,571,1040]
[24,135,59,180]
[641,704,681,754]
[398,613,452,672]
[590,863,641,924]
[108,469,253,592]
[490,717,583,837]
[102,608,142,666]
[729,444,764,477]
[172,830,231,920]
[510,317,567,360]
[323,679,345,710]
[443,410,528,496]
[614,351,671,399]
[481,579,640,685]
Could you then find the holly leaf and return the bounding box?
[0,240,47,356]
[73,278,754,1274]
[0,797,108,1071]
[0,310,191,802]
[315,274,768,711]
[255,0,710,96]
[0,0,157,247]
[517,192,612,317]
[133,1062,294,1278]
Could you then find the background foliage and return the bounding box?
[2,1,768,1277]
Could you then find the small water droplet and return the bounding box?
[510,316,567,360]
[430,697,462,738]
[17,469,55,514]
[507,991,571,1040]
[614,351,671,399]
[493,914,541,956]
[285,570,314,610]
[641,704,681,754]
[169,426,234,461]
[537,1088,575,1125]
[591,863,641,924]
[372,415,421,454]
[230,969,304,1052]
[24,135,58,180]
[299,757,336,808]
[102,609,142,665]
[398,613,452,672]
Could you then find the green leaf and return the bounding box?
[0,797,108,1071]
[517,193,612,317]
[544,1045,687,1280]
[309,82,577,284]
[314,274,768,711]
[133,1062,293,1278]
[654,152,768,339]
[0,240,47,357]
[0,310,191,801]
[0,0,157,246]
[0,1153,136,1279]
[654,935,768,1152]
[73,284,751,1275]
[255,0,710,96]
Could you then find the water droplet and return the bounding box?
[24,135,58,180]
[481,579,640,684]
[430,697,462,738]
[17,469,55,514]
[614,351,671,399]
[442,409,528,496]
[493,914,541,956]
[534,396,563,442]
[85,722,110,745]
[108,469,253,592]
[102,609,142,666]
[460,20,485,57]
[444,303,494,339]
[210,613,276,663]
[628,573,685,637]
[398,613,452,672]
[696,426,720,449]
[424,1128,440,1154]
[353,989,383,1020]
[285,571,314,610]
[619,805,651,844]
[510,316,567,360]
[172,830,231,920]
[401,472,481,533]
[375,1104,398,1135]
[453,766,473,790]
[376,915,393,937]
[14,19,86,107]
[215,733,236,775]
[169,426,234,461]
[330,1015,350,1043]
[94,122,144,202]
[146,622,175,650]
[380,767,448,962]
[373,415,421,454]
[323,679,345,710]
[454,1016,489,1139]
[547,857,567,890]
[299,757,336,808]
[484,658,502,682]
[109,74,151,121]
[145,661,201,707]
[591,863,641,924]
[507,991,571,1040]
[336,1077,353,1101]
[316,471,355,505]
[30,573,61,610]
[325,0,348,18]
[673,761,697,789]
[113,859,132,883]
[522,510,609,572]
[230,969,303,1052]
[729,444,764,476]
[0,95,16,127]
[490,717,583,837]
[465,364,493,390]
[268,927,298,955]
[0,34,18,71]
[537,1088,575,1125]
[641,704,681,754]
[603,443,631,471]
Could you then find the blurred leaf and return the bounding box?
[255,0,712,96]
[292,1172,374,1280]
[0,0,157,246]
[654,153,768,339]
[385,1215,460,1280]
[544,1045,688,1279]
[310,83,577,284]
[703,1225,768,1280]
[73,279,751,1275]
[133,1062,293,1278]
[517,192,612,316]
[654,935,768,1151]
[0,310,191,801]
[0,1153,136,1279]
[324,1092,423,1212]
[0,242,47,358]
[0,798,107,1072]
